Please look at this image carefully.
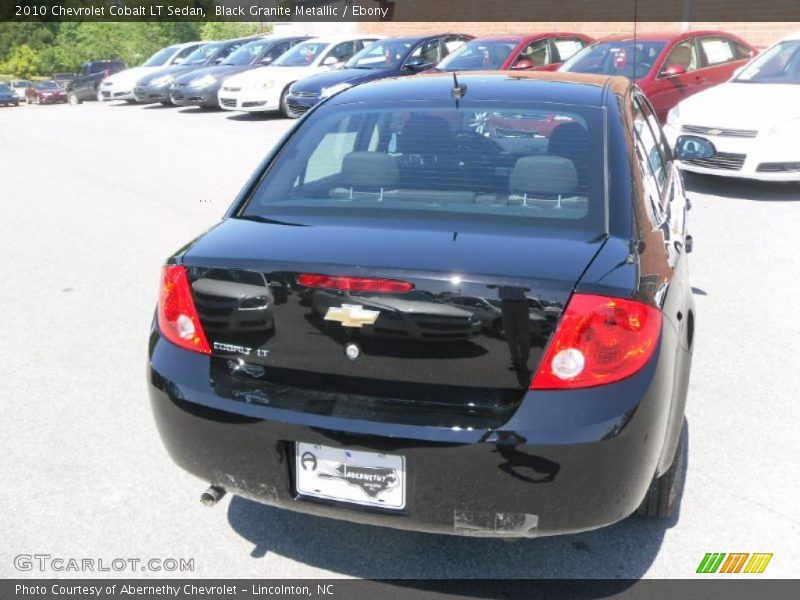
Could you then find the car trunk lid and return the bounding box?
[179,217,605,424]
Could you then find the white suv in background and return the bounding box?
[218,35,381,116]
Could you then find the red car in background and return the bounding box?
[559,31,757,121]
[25,81,68,104]
[435,33,593,72]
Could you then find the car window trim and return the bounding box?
[633,91,674,208]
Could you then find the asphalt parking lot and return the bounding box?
[1,101,798,579]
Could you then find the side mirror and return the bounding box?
[661,64,687,77]
[511,58,534,70]
[173,58,184,65]
[322,56,339,67]
[260,56,274,65]
[675,135,716,161]
[403,56,431,71]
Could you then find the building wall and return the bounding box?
[354,21,799,48]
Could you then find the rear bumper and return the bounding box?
[148,330,675,537]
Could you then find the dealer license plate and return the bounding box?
[295,443,406,510]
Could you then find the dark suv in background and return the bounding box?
[67,60,126,104]
[285,34,473,117]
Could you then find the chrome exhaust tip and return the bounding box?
[200,485,226,507]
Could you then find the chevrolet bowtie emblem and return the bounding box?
[324,304,380,328]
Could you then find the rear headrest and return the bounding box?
[510,156,578,196]
[548,122,589,158]
[397,115,453,155]
[340,151,399,189]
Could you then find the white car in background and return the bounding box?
[10,80,32,100]
[99,41,204,103]
[664,31,800,181]
[218,35,381,116]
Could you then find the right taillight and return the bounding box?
[157,265,210,354]
[530,293,662,390]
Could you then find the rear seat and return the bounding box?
[330,152,476,204]
[329,151,400,201]
[476,155,585,209]
[329,152,585,211]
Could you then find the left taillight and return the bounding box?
[530,293,662,390]
[157,265,210,354]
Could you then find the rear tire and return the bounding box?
[637,421,687,518]
[68,92,81,105]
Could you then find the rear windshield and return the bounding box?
[561,40,667,79]
[36,82,60,90]
[88,62,121,74]
[0,85,11,93]
[242,101,606,232]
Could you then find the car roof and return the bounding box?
[327,71,629,108]
[465,35,524,43]
[381,34,470,43]
[598,30,738,43]
[299,34,384,44]
[468,33,584,43]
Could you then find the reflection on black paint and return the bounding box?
[500,286,533,371]
[187,266,570,426]
[493,431,561,484]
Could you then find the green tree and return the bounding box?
[199,22,267,41]
[0,23,57,63]
[0,44,41,78]
[49,22,203,73]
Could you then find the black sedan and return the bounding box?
[0,83,19,106]
[134,37,254,105]
[148,72,703,537]
[284,34,472,118]
[170,35,310,109]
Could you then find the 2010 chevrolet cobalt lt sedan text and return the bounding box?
[148,72,698,537]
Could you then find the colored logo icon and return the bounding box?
[696,552,773,574]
